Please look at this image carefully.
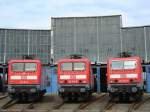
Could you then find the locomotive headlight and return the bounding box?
[127,74,138,78]
[131,87,137,93]
[110,74,121,78]
[76,75,86,79]
[60,75,70,79]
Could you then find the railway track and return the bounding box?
[0,95,63,112]
[52,101,65,109]
[19,102,36,112]
[0,94,8,100]
[133,96,150,110]
[75,93,107,110]
[127,96,150,112]
[0,101,49,112]
[52,93,107,112]
[0,99,18,109]
[100,98,115,112]
[0,94,149,112]
[127,102,137,112]
[26,102,35,109]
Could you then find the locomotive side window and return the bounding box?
[74,62,85,70]
[61,63,72,71]
[12,63,24,71]
[25,63,37,71]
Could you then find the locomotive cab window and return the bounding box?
[12,62,37,72]
[111,61,124,70]
[12,63,24,71]
[111,60,137,70]
[25,63,37,71]
[74,62,85,70]
[61,62,85,71]
[61,63,72,71]
[124,61,136,69]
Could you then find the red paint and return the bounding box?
[107,56,142,84]
[8,59,41,85]
[57,58,92,85]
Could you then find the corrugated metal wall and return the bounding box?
[1,16,150,64]
[98,16,121,62]
[122,27,145,61]
[52,15,122,63]
[0,29,51,64]
[52,18,75,62]
[5,29,28,63]
[121,26,150,62]
[0,29,5,63]
[145,26,150,62]
[29,30,51,64]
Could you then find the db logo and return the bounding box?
[21,76,27,79]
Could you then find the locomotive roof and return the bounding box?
[9,59,41,63]
[108,56,141,61]
[58,57,90,63]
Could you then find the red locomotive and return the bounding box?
[107,56,143,101]
[8,59,47,101]
[57,55,94,100]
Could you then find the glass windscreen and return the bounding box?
[111,60,136,70]
[25,63,37,71]
[12,63,24,71]
[12,63,37,72]
[61,63,72,70]
[61,62,86,71]
[74,62,85,70]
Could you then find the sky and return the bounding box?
[0,0,150,29]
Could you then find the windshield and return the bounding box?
[12,62,37,72]
[12,63,24,71]
[74,62,85,70]
[61,63,72,70]
[111,60,136,70]
[25,63,37,71]
[61,62,86,71]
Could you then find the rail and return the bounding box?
[52,101,65,109]
[0,94,8,100]
[100,98,115,112]
[77,93,107,110]
[0,99,18,109]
